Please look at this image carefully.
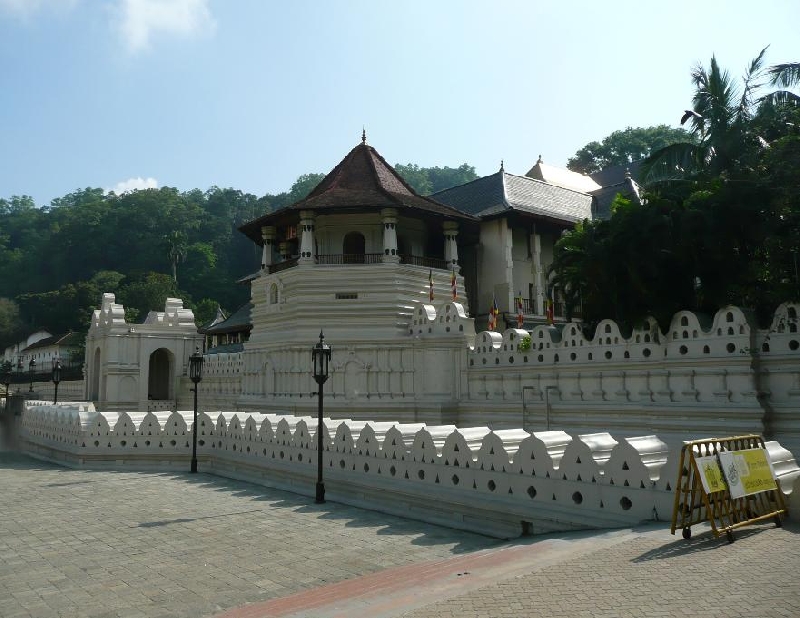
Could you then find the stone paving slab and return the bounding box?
[3,450,799,618]
[0,452,496,618]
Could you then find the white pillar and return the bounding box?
[532,232,544,315]
[261,226,276,269]
[381,208,399,263]
[299,211,315,265]
[443,221,459,269]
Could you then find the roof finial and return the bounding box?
[500,159,504,172]
[537,154,543,165]
[624,167,631,179]
[362,127,366,145]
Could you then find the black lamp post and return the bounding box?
[52,358,62,404]
[2,365,10,412]
[188,347,204,473]
[28,358,36,393]
[16,358,23,391]
[312,331,331,503]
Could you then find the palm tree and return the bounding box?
[165,230,188,285]
[642,48,799,185]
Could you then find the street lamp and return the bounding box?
[28,358,36,393]
[2,364,10,412]
[52,358,62,405]
[311,331,331,503]
[16,358,23,390]
[188,347,204,473]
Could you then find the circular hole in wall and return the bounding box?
[452,474,460,485]
[364,463,369,473]
[604,351,612,360]
[620,497,633,511]
[570,353,576,361]
[572,491,583,505]
[726,343,736,353]
[339,459,345,468]
[487,480,496,492]
[679,345,688,355]
[390,465,396,476]
[418,469,425,480]
[527,486,537,499]
[789,340,799,351]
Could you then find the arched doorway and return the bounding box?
[343,231,365,264]
[148,348,173,401]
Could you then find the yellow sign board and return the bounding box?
[695,455,728,494]
[718,449,777,499]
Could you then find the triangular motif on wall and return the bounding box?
[600,500,604,508]
[576,456,582,464]
[552,493,557,500]
[624,480,630,486]
[435,474,440,484]
[489,447,494,455]
[622,461,630,470]
[576,474,582,482]
[473,481,477,489]
[640,481,646,489]
[454,444,459,452]
[508,488,513,494]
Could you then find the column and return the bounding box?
[261,226,276,269]
[443,221,459,268]
[299,211,315,265]
[278,242,291,262]
[532,232,544,315]
[381,208,399,263]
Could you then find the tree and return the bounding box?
[642,48,800,185]
[567,126,694,175]
[164,230,188,284]
[394,163,478,195]
[0,298,25,350]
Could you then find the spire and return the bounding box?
[361,127,366,145]
[536,154,543,165]
[500,159,504,172]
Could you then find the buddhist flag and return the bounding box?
[429,269,434,302]
[488,295,499,331]
[451,268,457,301]
[517,292,524,328]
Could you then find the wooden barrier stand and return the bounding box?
[670,434,787,543]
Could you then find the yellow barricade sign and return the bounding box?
[718,449,777,499]
[695,455,727,494]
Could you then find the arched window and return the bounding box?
[343,232,365,264]
[269,283,278,304]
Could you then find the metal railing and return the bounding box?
[264,254,450,271]
[316,253,384,265]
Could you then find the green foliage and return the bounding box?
[394,163,478,195]
[567,126,694,175]
[552,50,800,331]
[0,298,25,350]
[518,334,531,351]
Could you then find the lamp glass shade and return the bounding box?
[52,360,62,384]
[189,348,204,383]
[312,333,331,380]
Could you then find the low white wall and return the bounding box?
[18,401,799,539]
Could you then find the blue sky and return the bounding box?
[1,0,798,206]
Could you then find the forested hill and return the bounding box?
[0,164,477,349]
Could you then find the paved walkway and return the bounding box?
[1,450,798,618]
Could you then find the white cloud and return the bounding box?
[0,0,78,19]
[114,0,216,54]
[108,176,159,194]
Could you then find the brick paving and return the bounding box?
[2,449,799,618]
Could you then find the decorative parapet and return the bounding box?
[410,302,473,340]
[90,293,126,329]
[467,305,794,366]
[19,402,799,538]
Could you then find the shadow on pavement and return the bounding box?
[2,452,498,553]
[632,520,797,562]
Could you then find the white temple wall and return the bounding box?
[17,403,799,539]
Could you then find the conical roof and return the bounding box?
[239,140,476,243]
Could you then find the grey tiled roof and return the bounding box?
[202,302,252,335]
[432,171,592,223]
